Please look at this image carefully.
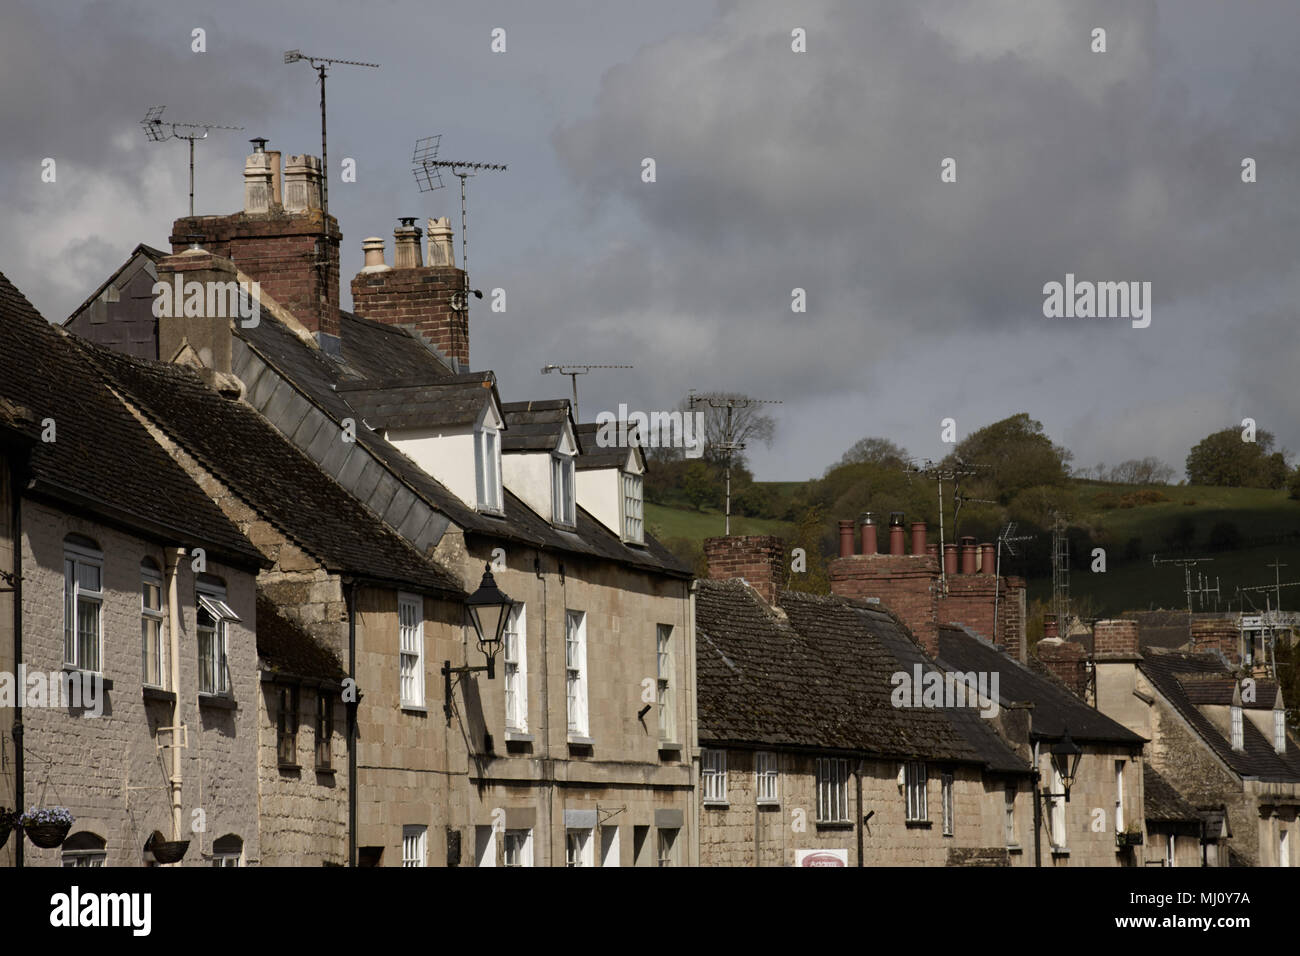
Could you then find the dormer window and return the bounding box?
[1276,709,1288,754]
[622,472,644,543]
[475,424,503,512]
[1230,704,1244,751]
[551,453,575,526]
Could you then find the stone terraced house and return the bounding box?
[1,271,266,867]
[1095,628,1300,867]
[697,535,1035,866]
[61,138,696,866]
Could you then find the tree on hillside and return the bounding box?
[837,436,909,470]
[1185,427,1290,489]
[1107,457,1175,485]
[949,413,1073,503]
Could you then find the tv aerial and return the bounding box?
[687,393,783,536]
[540,364,634,424]
[412,135,507,310]
[140,106,244,216]
[283,50,380,219]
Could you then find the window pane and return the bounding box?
[78,598,99,671]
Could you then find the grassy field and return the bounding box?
[645,502,794,542]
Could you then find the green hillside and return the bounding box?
[649,480,1300,616]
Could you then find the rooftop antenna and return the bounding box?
[540,364,634,423]
[1151,554,1215,616]
[140,106,244,217]
[283,49,379,220]
[688,393,782,535]
[412,135,507,311]
[993,522,1034,654]
[904,458,980,592]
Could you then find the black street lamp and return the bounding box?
[1049,727,1084,802]
[442,564,515,721]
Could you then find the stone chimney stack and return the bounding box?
[154,245,238,377]
[427,217,455,267]
[704,535,789,607]
[393,218,423,269]
[283,154,323,213]
[243,139,274,214]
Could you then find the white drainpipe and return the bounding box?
[167,548,185,843]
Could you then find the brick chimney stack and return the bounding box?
[172,140,341,346]
[1190,618,1241,667]
[704,536,789,607]
[1094,620,1141,659]
[350,217,470,371]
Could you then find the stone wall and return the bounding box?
[14,499,259,865]
[698,749,1032,866]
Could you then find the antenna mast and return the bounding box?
[412,136,507,312]
[283,50,379,219]
[993,522,1033,652]
[540,364,634,423]
[140,106,244,217]
[905,458,980,592]
[689,394,782,535]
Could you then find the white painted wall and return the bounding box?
[386,425,478,508]
[503,451,553,522]
[576,467,621,536]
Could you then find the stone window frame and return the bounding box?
[816,757,850,824]
[657,624,674,743]
[196,581,238,698]
[503,603,527,733]
[315,689,335,771]
[63,535,104,674]
[504,829,533,867]
[402,825,426,867]
[140,557,167,689]
[565,827,593,867]
[755,751,779,806]
[398,592,425,710]
[657,827,680,867]
[905,760,929,824]
[276,682,299,768]
[701,748,727,806]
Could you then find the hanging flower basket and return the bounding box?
[19,807,74,849]
[145,831,190,864]
[1116,828,1144,848]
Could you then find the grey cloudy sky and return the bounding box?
[3,0,1298,480]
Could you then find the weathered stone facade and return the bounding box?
[7,500,260,866]
[698,748,1032,866]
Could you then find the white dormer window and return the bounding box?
[1276,709,1288,754]
[475,424,503,512]
[622,473,644,543]
[551,453,575,526]
[1230,705,1244,751]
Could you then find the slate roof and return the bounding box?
[256,592,345,684]
[500,400,574,453]
[866,609,1031,774]
[75,339,463,596]
[338,310,455,383]
[937,625,1145,745]
[63,243,166,326]
[0,271,261,566]
[337,373,498,430]
[234,311,688,578]
[695,582,1028,770]
[1143,764,1202,824]
[1139,649,1300,782]
[574,422,637,470]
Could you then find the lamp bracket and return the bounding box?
[441,660,495,723]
